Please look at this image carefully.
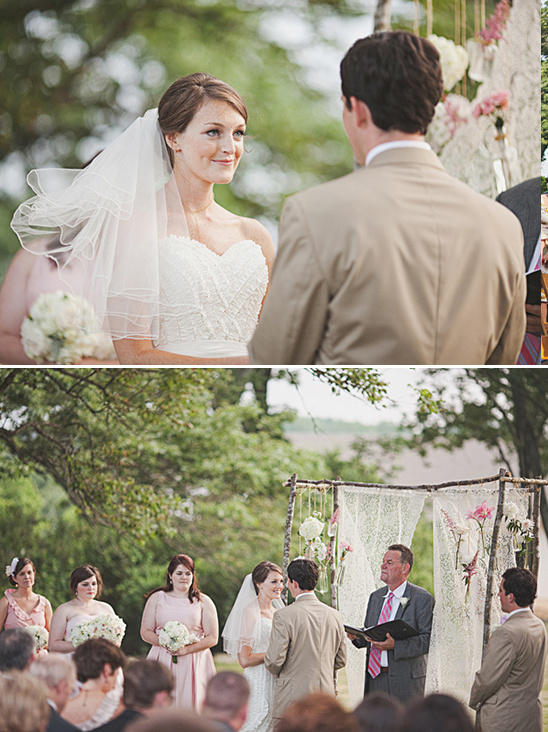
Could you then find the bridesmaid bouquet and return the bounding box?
[71,614,126,647]
[25,625,49,651]
[158,620,199,664]
[21,290,115,364]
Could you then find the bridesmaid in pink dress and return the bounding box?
[141,554,217,709]
[0,557,53,645]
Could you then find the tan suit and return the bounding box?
[249,147,526,365]
[469,608,547,732]
[264,593,347,720]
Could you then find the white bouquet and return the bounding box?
[158,620,199,664]
[88,614,126,645]
[70,619,93,648]
[70,614,126,647]
[25,625,49,651]
[21,290,115,364]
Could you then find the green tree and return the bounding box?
[399,369,548,534]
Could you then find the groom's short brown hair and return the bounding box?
[288,558,319,591]
[340,31,443,135]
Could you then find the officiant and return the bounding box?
[348,544,434,704]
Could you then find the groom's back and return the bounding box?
[251,146,525,365]
[266,596,346,720]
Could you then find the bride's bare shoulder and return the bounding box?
[239,217,275,265]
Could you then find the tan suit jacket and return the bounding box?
[249,147,526,365]
[469,608,547,732]
[264,593,347,720]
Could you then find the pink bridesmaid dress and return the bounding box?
[4,588,48,630]
[147,591,216,709]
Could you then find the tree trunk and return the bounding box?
[374,0,392,30]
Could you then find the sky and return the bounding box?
[266,367,440,425]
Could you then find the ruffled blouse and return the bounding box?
[4,589,47,628]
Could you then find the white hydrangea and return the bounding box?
[298,516,324,542]
[428,35,469,91]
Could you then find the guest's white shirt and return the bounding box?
[507,606,530,619]
[366,140,431,167]
[380,580,408,666]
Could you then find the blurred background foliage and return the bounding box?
[1,0,495,277]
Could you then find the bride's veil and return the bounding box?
[222,574,261,659]
[10,108,189,342]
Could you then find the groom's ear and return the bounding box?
[350,97,373,129]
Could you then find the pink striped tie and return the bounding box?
[368,592,394,678]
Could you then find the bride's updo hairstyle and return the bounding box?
[69,565,103,598]
[251,561,282,595]
[6,557,35,587]
[147,554,202,603]
[158,73,248,166]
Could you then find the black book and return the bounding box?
[344,619,419,643]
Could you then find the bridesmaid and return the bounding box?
[0,557,53,637]
[49,564,116,653]
[141,554,217,709]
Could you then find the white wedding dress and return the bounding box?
[154,236,269,358]
[241,616,276,732]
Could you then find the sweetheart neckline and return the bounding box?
[162,235,262,259]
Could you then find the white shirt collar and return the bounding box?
[384,580,408,599]
[507,607,530,619]
[526,233,541,274]
[296,591,316,601]
[366,140,432,167]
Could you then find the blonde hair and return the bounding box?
[30,653,76,689]
[0,672,50,732]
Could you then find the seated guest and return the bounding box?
[403,693,474,732]
[127,709,215,732]
[353,692,404,732]
[95,660,173,732]
[62,639,126,731]
[30,654,79,732]
[0,671,51,732]
[274,693,358,732]
[0,627,36,672]
[202,672,249,732]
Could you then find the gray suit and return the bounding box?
[496,177,541,270]
[354,582,434,704]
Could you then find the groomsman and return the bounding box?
[249,31,525,365]
[349,544,434,703]
[469,568,547,732]
[264,558,347,722]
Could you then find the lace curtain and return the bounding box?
[439,0,540,195]
[338,487,426,706]
[425,484,527,704]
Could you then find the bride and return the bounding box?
[11,73,274,365]
[222,562,283,732]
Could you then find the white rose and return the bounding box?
[315,540,327,562]
[503,502,519,521]
[428,35,469,91]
